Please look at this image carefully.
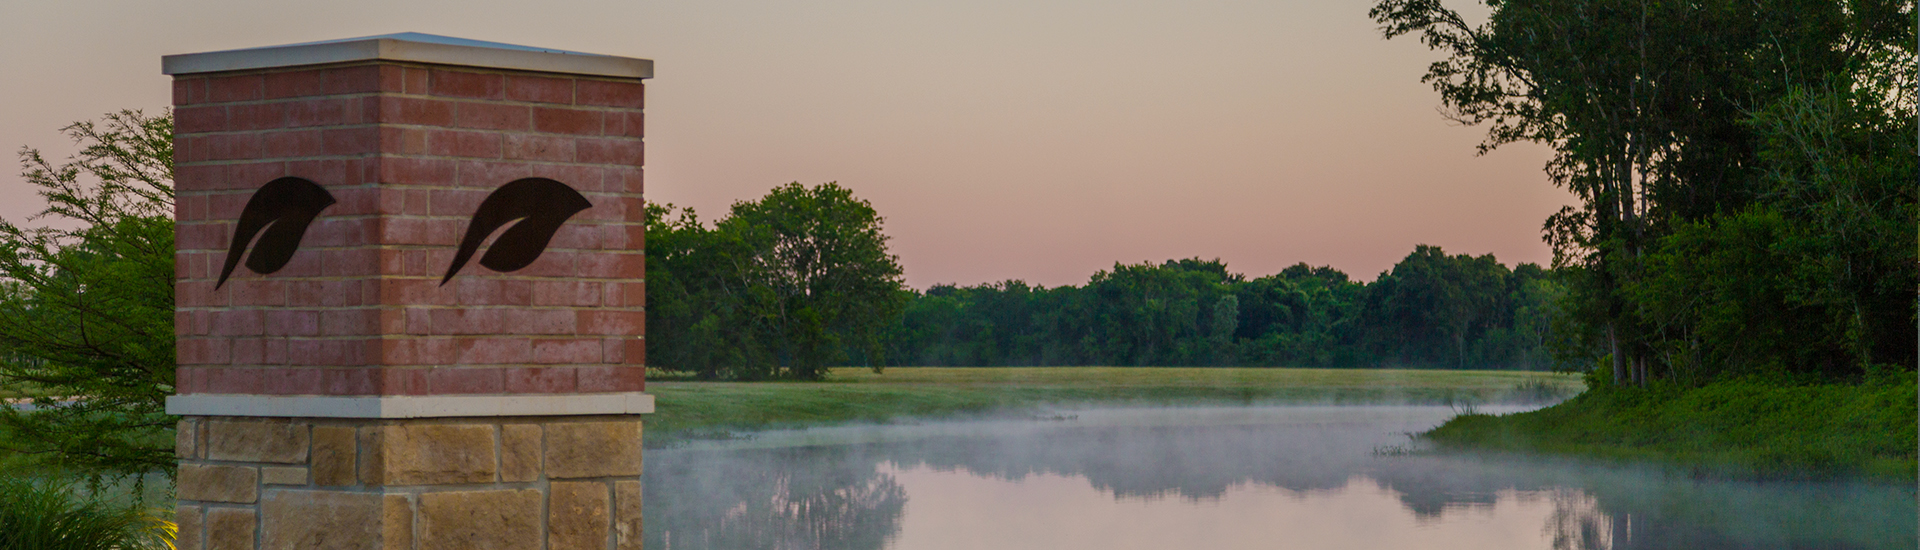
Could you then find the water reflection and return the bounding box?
[647,446,908,550]
[1544,490,1613,550]
[646,406,1916,550]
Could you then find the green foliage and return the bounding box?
[0,478,174,550]
[883,248,1570,369]
[1377,0,1914,478]
[1747,83,1917,372]
[1426,376,1920,480]
[644,201,757,379]
[721,183,909,378]
[645,182,907,380]
[1621,79,1918,383]
[1374,0,1917,384]
[1362,245,1537,368]
[0,111,176,479]
[1630,209,1823,381]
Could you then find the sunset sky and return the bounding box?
[1,0,1573,288]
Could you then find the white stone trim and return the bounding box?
[165,392,654,418]
[163,32,652,78]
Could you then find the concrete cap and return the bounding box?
[166,392,656,418]
[163,32,652,79]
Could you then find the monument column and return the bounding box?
[164,34,650,550]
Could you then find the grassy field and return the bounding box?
[643,367,1582,447]
[1425,376,1918,481]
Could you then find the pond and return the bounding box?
[644,405,1917,550]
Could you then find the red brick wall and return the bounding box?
[174,62,645,396]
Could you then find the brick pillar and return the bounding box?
[164,34,651,550]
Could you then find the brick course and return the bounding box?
[173,38,651,550]
[175,60,644,397]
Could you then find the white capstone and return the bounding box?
[163,32,652,78]
[166,392,655,418]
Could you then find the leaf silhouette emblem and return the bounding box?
[217,177,336,289]
[442,178,594,285]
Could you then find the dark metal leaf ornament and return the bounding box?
[442,178,593,285]
[217,177,336,289]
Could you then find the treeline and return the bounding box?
[884,247,1567,369]
[644,185,1575,377]
[1374,0,1916,385]
[650,0,1917,383]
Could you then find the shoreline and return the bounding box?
[1422,376,1918,482]
[640,366,1581,448]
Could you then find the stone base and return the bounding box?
[175,415,643,550]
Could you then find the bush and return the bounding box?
[0,478,173,550]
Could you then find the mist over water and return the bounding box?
[644,405,1917,550]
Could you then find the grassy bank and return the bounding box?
[644,367,1581,447]
[1424,376,1918,480]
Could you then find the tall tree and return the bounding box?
[0,110,176,479]
[648,182,909,380]
[721,182,909,379]
[1745,79,1916,373]
[1372,0,1914,383]
[644,202,769,379]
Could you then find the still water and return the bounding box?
[644,405,1917,549]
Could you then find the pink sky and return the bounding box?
[0,0,1571,288]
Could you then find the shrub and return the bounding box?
[0,477,174,550]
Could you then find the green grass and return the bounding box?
[643,367,1582,447]
[1424,375,1919,480]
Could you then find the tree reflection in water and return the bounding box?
[645,407,1916,549]
[1544,490,1614,550]
[648,446,907,550]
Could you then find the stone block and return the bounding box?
[177,418,200,459]
[615,480,642,550]
[358,427,381,486]
[263,466,309,485]
[549,481,609,550]
[369,422,498,484]
[179,464,259,503]
[383,494,416,550]
[546,420,642,479]
[311,425,358,487]
[261,490,384,550]
[176,505,205,550]
[206,507,257,550]
[207,419,310,463]
[500,423,542,482]
[418,489,542,550]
